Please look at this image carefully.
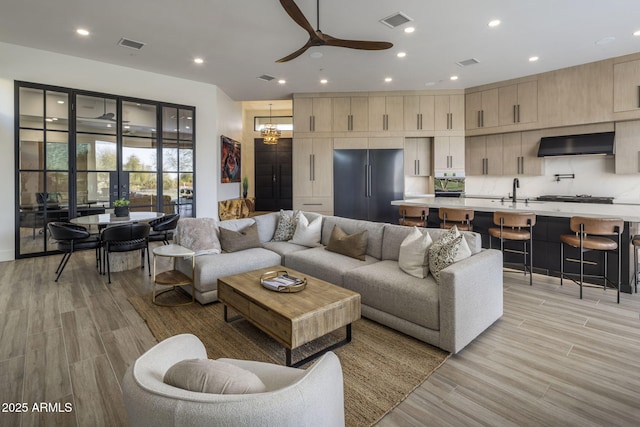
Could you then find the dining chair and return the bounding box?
[47,222,102,282]
[148,214,180,245]
[101,223,151,283]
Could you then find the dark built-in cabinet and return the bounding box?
[254,138,292,212]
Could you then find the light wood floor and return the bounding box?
[1,250,639,427]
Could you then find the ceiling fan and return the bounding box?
[276,0,393,63]
[79,99,128,123]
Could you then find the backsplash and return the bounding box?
[465,155,640,204]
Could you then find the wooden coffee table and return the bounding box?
[218,266,361,367]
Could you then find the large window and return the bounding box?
[15,82,196,258]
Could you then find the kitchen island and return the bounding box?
[392,196,639,294]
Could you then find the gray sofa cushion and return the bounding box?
[321,216,384,259]
[284,246,379,287]
[262,241,309,259]
[382,224,482,261]
[252,212,279,243]
[343,260,440,331]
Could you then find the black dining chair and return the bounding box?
[148,214,180,245]
[47,222,102,282]
[100,223,151,284]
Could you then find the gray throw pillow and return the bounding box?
[325,225,368,261]
[163,358,267,394]
[219,223,261,252]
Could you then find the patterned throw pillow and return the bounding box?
[428,226,472,284]
[272,210,299,241]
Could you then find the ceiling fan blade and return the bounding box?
[323,34,393,50]
[279,0,316,37]
[275,39,314,63]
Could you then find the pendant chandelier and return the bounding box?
[261,103,281,145]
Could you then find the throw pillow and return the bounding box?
[398,227,433,279]
[272,210,299,241]
[174,218,221,256]
[289,213,322,247]
[325,225,368,261]
[163,359,267,394]
[219,223,261,252]
[428,226,472,284]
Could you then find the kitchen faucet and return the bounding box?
[512,178,519,203]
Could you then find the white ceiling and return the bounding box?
[2,0,640,103]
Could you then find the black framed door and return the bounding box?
[254,138,292,212]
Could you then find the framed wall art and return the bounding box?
[221,135,241,183]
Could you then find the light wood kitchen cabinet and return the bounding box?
[613,59,640,113]
[293,137,333,201]
[498,81,538,126]
[614,120,640,174]
[404,137,432,176]
[434,136,465,173]
[502,131,543,176]
[369,96,404,131]
[465,89,499,130]
[404,95,435,131]
[465,135,503,175]
[333,96,369,131]
[434,94,464,131]
[293,97,332,133]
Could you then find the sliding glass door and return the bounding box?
[15,82,196,258]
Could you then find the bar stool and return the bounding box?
[398,205,428,227]
[488,212,536,286]
[439,207,474,231]
[560,216,623,303]
[632,235,640,293]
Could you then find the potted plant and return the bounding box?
[113,198,130,217]
[242,177,249,198]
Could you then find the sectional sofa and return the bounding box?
[174,212,503,354]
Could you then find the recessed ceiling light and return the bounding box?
[107,124,112,128]
[404,27,415,34]
[634,30,640,36]
[320,79,328,84]
[51,117,58,121]
[194,57,204,64]
[57,100,65,104]
[529,56,539,62]
[397,52,407,58]
[185,126,190,129]
[310,52,323,59]
[45,118,53,122]
[278,79,286,84]
[187,117,192,120]
[124,125,130,129]
[450,75,459,81]
[488,19,501,27]
[76,28,90,36]
[385,77,392,82]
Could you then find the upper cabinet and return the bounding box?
[613,59,640,113]
[434,94,464,131]
[501,131,543,176]
[404,95,435,131]
[434,136,465,173]
[368,96,404,131]
[465,89,499,130]
[465,135,503,176]
[614,120,640,174]
[498,81,538,126]
[404,137,432,176]
[293,97,332,133]
[333,96,369,132]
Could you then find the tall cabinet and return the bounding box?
[292,138,333,215]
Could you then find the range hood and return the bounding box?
[537,132,615,157]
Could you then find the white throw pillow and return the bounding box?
[289,213,322,247]
[163,358,267,394]
[398,227,433,278]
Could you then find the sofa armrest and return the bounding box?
[438,249,503,354]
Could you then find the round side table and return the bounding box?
[152,244,195,306]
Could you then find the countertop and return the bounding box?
[391,196,640,222]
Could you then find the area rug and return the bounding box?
[128,293,449,426]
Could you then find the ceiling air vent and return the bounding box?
[118,38,145,50]
[257,74,276,82]
[380,12,413,29]
[456,58,480,67]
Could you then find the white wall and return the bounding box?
[465,155,640,203]
[216,88,243,201]
[0,41,241,261]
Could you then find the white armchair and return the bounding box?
[122,334,345,427]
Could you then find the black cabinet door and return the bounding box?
[254,138,292,212]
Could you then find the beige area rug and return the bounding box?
[129,293,449,427]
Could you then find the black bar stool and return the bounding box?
[560,216,623,303]
[398,205,428,227]
[632,235,640,293]
[488,211,536,286]
[439,207,474,231]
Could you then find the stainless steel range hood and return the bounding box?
[537,132,615,157]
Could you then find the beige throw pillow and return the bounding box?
[398,227,433,279]
[163,359,267,394]
[325,225,368,261]
[428,226,472,284]
[219,223,261,252]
